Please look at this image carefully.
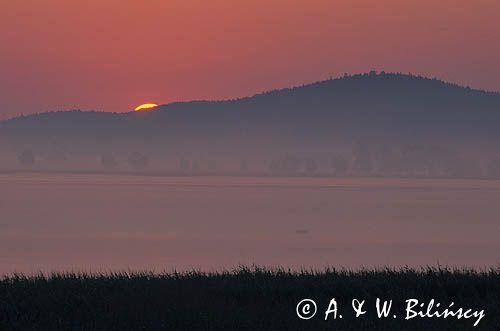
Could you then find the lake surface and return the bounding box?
[1,174,499,274]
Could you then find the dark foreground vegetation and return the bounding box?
[1,267,499,331]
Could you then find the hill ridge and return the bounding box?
[2,72,500,123]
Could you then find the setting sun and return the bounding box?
[135,103,158,111]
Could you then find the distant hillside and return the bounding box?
[1,72,500,178]
[2,72,500,141]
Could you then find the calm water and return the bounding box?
[1,174,499,274]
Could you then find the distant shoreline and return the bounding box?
[2,171,500,192]
[2,169,500,181]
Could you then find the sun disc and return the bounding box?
[135,103,158,111]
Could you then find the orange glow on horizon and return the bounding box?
[135,103,158,111]
[2,0,500,119]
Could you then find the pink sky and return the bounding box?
[1,0,499,119]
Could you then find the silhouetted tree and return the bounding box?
[239,159,248,173]
[397,144,427,176]
[18,149,35,168]
[191,160,199,175]
[283,155,300,176]
[180,159,190,174]
[47,145,68,162]
[206,160,217,174]
[101,153,117,170]
[303,157,318,175]
[330,155,348,176]
[434,148,477,178]
[128,152,149,172]
[268,155,302,176]
[269,159,282,175]
[487,156,500,178]
[353,142,373,175]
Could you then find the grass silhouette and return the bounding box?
[1,266,499,330]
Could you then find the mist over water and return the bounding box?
[1,174,498,275]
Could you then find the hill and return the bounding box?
[2,72,500,139]
[1,72,500,177]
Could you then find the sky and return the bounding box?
[1,0,499,119]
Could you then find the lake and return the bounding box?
[1,174,499,274]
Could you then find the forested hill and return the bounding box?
[2,72,500,144]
